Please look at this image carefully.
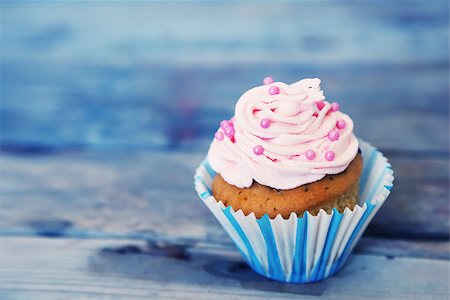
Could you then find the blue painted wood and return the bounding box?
[0,152,448,241]
[0,2,448,297]
[0,237,449,299]
[1,1,448,152]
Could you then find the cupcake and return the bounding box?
[195,77,393,283]
[209,78,360,218]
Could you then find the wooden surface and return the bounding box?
[1,237,449,299]
[1,1,449,299]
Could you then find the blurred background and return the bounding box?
[0,2,449,239]
[2,1,448,152]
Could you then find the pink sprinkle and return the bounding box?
[328,130,340,141]
[263,76,274,85]
[224,126,235,138]
[325,151,335,161]
[336,119,346,129]
[214,131,224,141]
[260,118,270,129]
[269,86,280,95]
[316,101,325,110]
[220,120,230,130]
[306,150,316,160]
[331,102,340,112]
[253,145,264,155]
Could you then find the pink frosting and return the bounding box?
[207,78,359,189]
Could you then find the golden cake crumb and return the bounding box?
[212,154,362,219]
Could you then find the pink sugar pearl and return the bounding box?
[316,101,325,110]
[214,131,224,141]
[328,130,340,141]
[325,151,335,161]
[260,118,270,128]
[336,119,346,129]
[220,120,231,130]
[331,102,340,112]
[263,76,274,85]
[253,145,264,155]
[224,126,235,138]
[306,150,316,160]
[269,86,280,95]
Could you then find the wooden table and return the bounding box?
[1,2,449,299]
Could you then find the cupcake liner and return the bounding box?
[194,139,394,283]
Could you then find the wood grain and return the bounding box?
[1,2,448,298]
[0,151,448,241]
[1,2,448,152]
[0,237,449,299]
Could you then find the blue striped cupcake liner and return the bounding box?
[194,139,394,283]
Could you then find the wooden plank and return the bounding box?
[367,156,450,239]
[1,2,448,153]
[1,63,448,153]
[0,237,449,299]
[354,237,450,260]
[0,151,450,240]
[0,151,448,243]
[2,2,447,64]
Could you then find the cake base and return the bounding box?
[211,154,362,218]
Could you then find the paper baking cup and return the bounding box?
[194,140,394,283]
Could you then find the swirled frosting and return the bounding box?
[207,78,359,190]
